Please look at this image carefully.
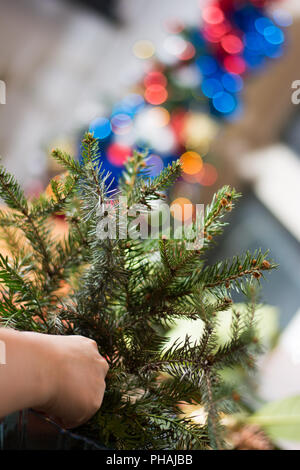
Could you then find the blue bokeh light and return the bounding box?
[89,117,112,140]
[212,92,236,114]
[255,17,274,34]
[243,49,265,68]
[201,78,223,98]
[221,73,243,93]
[244,32,265,51]
[264,26,285,45]
[196,55,218,76]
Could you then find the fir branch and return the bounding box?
[0,136,277,450]
[0,164,28,213]
[51,149,83,175]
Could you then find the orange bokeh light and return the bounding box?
[171,197,193,221]
[197,163,218,186]
[180,151,203,175]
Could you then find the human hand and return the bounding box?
[32,333,109,428]
[0,329,108,429]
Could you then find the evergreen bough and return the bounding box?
[0,133,276,449]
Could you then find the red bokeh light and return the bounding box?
[221,34,243,54]
[107,143,132,167]
[203,6,225,25]
[203,21,231,43]
[145,85,168,105]
[223,55,246,75]
[144,71,167,88]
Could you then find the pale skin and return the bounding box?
[0,328,109,428]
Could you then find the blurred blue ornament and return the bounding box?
[222,73,243,93]
[255,17,274,34]
[244,31,265,51]
[201,78,223,98]
[213,92,236,114]
[264,26,285,45]
[89,117,111,139]
[197,55,218,76]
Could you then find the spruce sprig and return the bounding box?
[0,132,276,449]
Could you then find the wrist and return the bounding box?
[20,331,58,410]
[0,329,56,413]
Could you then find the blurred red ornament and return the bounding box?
[221,34,243,54]
[144,71,167,88]
[107,143,132,167]
[224,55,246,74]
[202,5,225,25]
[145,85,168,105]
[203,21,230,43]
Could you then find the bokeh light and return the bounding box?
[203,22,230,43]
[147,107,170,127]
[255,17,274,34]
[144,71,167,88]
[264,26,285,45]
[179,42,196,61]
[111,113,132,135]
[212,91,236,114]
[180,151,203,175]
[164,35,187,56]
[272,8,293,27]
[197,55,218,76]
[182,112,219,151]
[224,55,246,75]
[221,34,244,54]
[107,143,132,167]
[221,73,243,93]
[146,154,164,177]
[201,78,223,98]
[244,32,265,51]
[145,85,168,105]
[85,0,288,191]
[89,117,111,140]
[172,65,201,88]
[121,94,145,114]
[133,40,155,59]
[202,5,224,25]
[171,197,193,222]
[197,163,218,186]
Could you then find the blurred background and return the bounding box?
[0,0,300,448]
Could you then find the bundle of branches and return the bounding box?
[0,133,275,449]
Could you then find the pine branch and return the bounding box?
[0,135,277,450]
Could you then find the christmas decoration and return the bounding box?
[81,0,290,208]
[0,133,276,449]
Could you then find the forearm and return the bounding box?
[0,328,49,418]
